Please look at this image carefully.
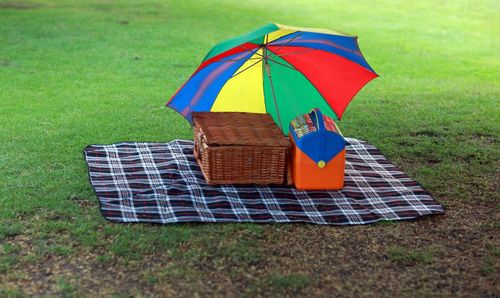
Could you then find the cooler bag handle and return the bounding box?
[310,108,325,132]
[312,108,344,137]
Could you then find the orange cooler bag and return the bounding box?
[289,108,345,190]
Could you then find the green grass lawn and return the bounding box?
[0,0,499,296]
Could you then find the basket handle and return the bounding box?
[310,108,325,132]
[195,144,202,161]
[194,129,203,161]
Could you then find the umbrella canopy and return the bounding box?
[167,23,378,135]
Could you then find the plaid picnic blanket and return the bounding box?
[83,139,444,225]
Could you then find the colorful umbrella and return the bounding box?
[167,23,378,135]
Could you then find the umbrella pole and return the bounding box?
[263,46,284,131]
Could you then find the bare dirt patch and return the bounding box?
[2,199,497,297]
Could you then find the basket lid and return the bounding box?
[193,112,290,147]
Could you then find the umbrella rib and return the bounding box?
[266,32,304,57]
[219,57,261,62]
[230,58,262,78]
[237,44,266,59]
[267,56,299,72]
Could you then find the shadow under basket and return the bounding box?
[193,112,290,185]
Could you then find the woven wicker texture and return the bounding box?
[193,112,289,185]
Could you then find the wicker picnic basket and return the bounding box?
[193,112,290,185]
